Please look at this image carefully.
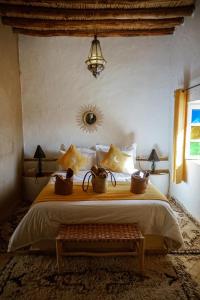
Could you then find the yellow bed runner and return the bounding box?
[34,181,168,204]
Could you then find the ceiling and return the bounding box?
[0,0,196,37]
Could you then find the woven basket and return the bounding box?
[91,176,108,193]
[130,175,148,194]
[82,168,116,194]
[55,175,73,195]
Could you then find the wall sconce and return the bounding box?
[85,35,106,78]
[34,145,46,177]
[148,149,160,173]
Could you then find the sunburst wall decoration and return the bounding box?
[76,104,103,133]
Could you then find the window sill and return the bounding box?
[185,159,200,166]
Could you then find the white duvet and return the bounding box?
[8,171,183,252]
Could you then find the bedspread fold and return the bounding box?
[34,182,168,204]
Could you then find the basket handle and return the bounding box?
[107,170,116,187]
[82,170,96,192]
[52,174,63,183]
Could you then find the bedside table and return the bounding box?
[149,171,169,196]
[23,172,52,203]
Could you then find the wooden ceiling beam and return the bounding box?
[2,17,184,30]
[13,27,175,37]
[0,0,194,10]
[0,5,194,20]
[0,1,195,37]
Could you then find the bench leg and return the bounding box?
[138,238,145,275]
[56,240,62,273]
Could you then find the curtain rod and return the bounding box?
[185,83,200,91]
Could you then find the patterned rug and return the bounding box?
[0,199,200,299]
[169,198,200,254]
[0,253,200,300]
[0,204,29,253]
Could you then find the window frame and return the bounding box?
[185,100,200,160]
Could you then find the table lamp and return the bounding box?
[148,149,160,173]
[34,145,46,177]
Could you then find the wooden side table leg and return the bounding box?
[56,239,62,273]
[138,238,145,275]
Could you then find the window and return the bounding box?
[186,100,200,159]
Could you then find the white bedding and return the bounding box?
[8,171,183,252]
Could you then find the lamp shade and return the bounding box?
[148,149,160,162]
[34,145,46,159]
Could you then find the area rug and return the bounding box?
[169,198,200,254]
[0,254,200,300]
[0,204,29,253]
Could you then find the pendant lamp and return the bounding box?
[85,35,106,78]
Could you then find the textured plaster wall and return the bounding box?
[19,34,173,159]
[18,3,200,221]
[0,23,23,221]
[170,1,200,222]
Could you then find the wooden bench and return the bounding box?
[56,223,145,274]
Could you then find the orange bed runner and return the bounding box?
[34,181,168,204]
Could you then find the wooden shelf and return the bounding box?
[23,172,53,177]
[24,157,168,162]
[136,157,168,161]
[24,158,57,162]
[147,169,169,174]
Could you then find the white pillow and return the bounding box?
[95,144,110,165]
[77,147,96,170]
[96,143,137,174]
[121,143,137,161]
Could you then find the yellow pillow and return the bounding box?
[58,145,87,174]
[100,144,131,173]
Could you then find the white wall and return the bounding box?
[19,34,173,159]
[0,23,23,221]
[170,1,200,222]
[18,3,200,221]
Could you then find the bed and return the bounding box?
[8,171,183,253]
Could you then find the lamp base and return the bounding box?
[36,159,43,177]
[151,161,156,174]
